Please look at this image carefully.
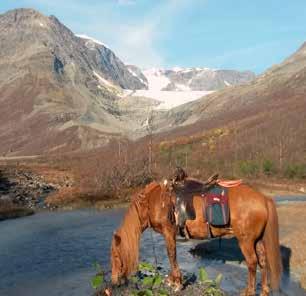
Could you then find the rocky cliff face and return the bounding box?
[76,36,148,90]
[0,8,149,155]
[142,67,255,91]
[126,65,149,87]
[0,9,147,90]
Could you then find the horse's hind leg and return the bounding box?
[256,240,269,296]
[239,239,258,296]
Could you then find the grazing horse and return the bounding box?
[111,181,182,288]
[111,171,282,296]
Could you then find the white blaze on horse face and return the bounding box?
[163,179,168,186]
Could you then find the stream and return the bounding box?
[0,197,305,295]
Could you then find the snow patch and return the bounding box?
[127,89,213,110]
[135,67,216,109]
[169,67,214,74]
[76,34,109,48]
[224,80,231,86]
[181,68,193,73]
[175,83,191,91]
[39,22,45,27]
[143,68,170,91]
[128,68,138,78]
[127,68,147,85]
[171,66,184,72]
[93,71,114,87]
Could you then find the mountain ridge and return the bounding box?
[0,8,259,156]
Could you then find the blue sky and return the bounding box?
[1,0,306,73]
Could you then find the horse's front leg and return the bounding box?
[162,224,182,290]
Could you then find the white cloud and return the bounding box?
[113,24,163,67]
[108,0,192,67]
[20,0,193,68]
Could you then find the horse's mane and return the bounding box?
[115,181,161,275]
[131,181,160,204]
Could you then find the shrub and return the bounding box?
[91,262,104,290]
[262,159,276,176]
[198,266,224,296]
[284,164,306,179]
[239,160,259,177]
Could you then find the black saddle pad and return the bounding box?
[173,179,205,226]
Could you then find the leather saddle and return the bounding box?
[172,170,219,228]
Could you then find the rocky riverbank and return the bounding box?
[0,199,34,220]
[1,163,305,222]
[0,168,57,220]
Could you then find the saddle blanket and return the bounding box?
[217,179,242,187]
[203,185,230,226]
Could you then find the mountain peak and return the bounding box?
[2,8,47,21]
[0,8,53,31]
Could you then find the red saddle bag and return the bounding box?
[204,189,230,226]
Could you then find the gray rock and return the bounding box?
[158,68,255,91]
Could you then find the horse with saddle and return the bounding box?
[111,167,282,296]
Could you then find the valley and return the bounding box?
[0,5,306,296]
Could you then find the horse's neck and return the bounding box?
[121,183,160,234]
[121,203,143,236]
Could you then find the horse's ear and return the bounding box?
[114,232,121,246]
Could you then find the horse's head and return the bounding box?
[111,231,125,285]
[111,181,177,284]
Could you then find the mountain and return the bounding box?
[0,8,149,155]
[165,41,306,128]
[126,65,148,87]
[143,67,255,91]
[152,39,306,171]
[0,8,256,156]
[122,67,255,109]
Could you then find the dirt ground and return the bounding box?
[277,202,306,289]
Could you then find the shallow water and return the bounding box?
[0,204,305,295]
[275,195,306,204]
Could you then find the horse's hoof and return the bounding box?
[103,288,112,296]
[240,288,255,296]
[164,274,182,291]
[259,289,270,296]
[174,283,183,292]
[164,275,172,287]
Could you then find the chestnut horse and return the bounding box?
[111,175,282,296]
[111,181,182,287]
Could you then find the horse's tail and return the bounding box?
[263,198,282,290]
